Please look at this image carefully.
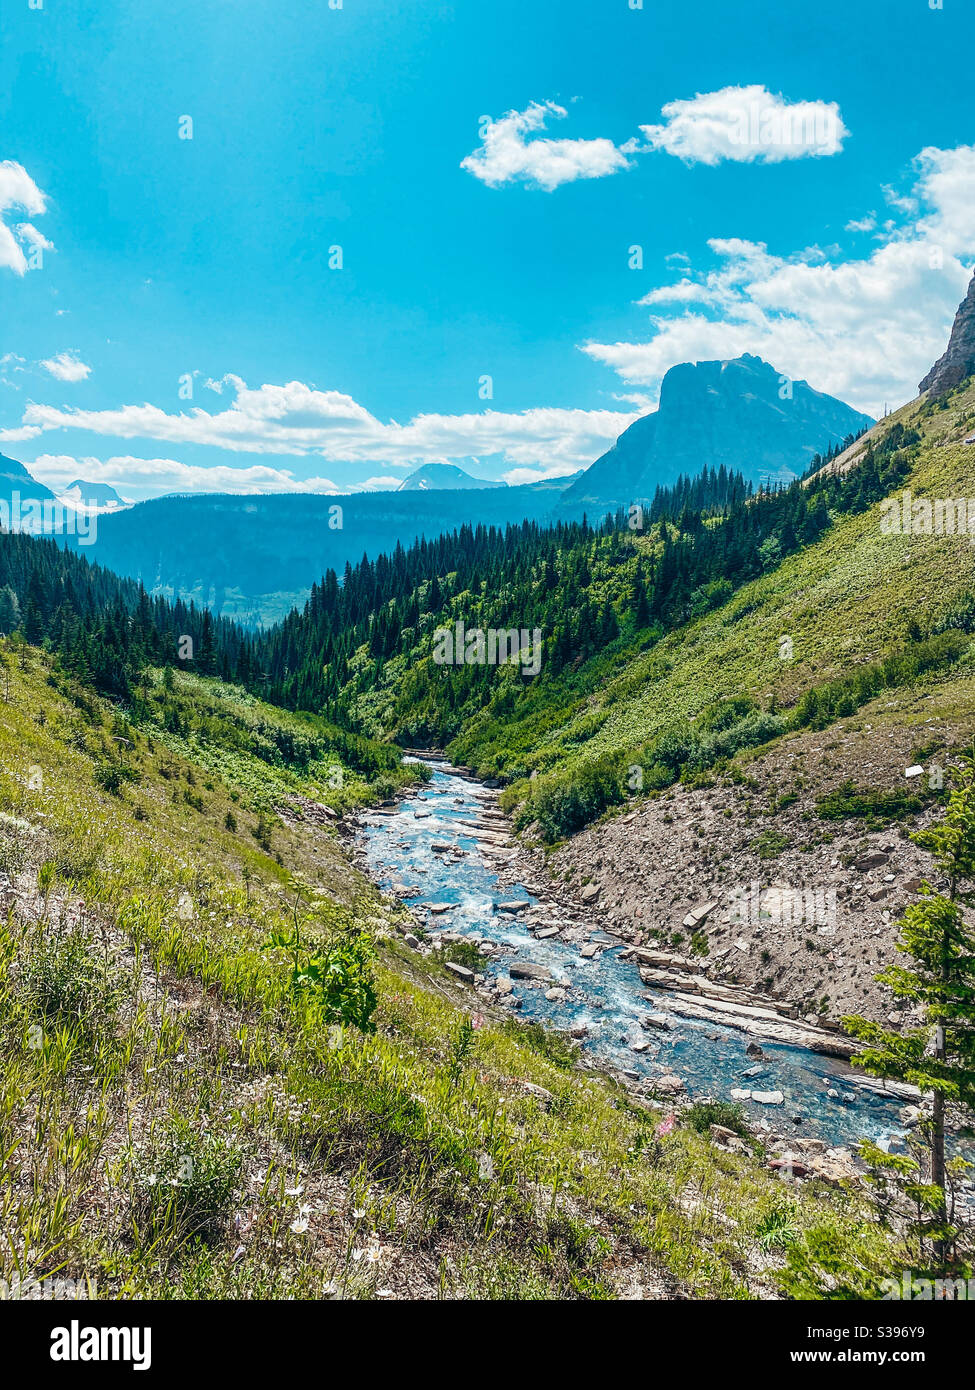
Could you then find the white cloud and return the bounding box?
[29,454,345,497]
[845,214,877,234]
[17,222,53,253]
[40,351,92,383]
[16,377,635,475]
[581,145,975,417]
[0,424,42,444]
[0,161,51,274]
[460,101,631,191]
[624,85,848,166]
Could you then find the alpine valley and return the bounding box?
[3,269,975,1305]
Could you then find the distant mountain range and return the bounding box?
[399,463,506,491]
[1,352,876,623]
[558,354,873,514]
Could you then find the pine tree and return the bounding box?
[844,748,975,1275]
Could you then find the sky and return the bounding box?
[1,0,974,501]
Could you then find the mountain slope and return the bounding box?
[61,483,582,627]
[0,452,57,507]
[559,354,872,513]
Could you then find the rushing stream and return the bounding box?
[360,759,908,1151]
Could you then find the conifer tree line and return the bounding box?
[0,531,253,698]
[0,432,918,732]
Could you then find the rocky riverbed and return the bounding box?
[353,755,922,1177]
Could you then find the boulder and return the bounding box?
[509,962,553,982]
[751,1090,785,1105]
[518,1080,555,1108]
[683,900,718,928]
[641,1012,674,1031]
[445,961,474,985]
[655,1074,685,1094]
[853,851,889,871]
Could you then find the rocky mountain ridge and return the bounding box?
[919,270,975,397]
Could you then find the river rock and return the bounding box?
[445,962,474,985]
[655,1074,685,1094]
[496,900,530,914]
[641,1012,673,1031]
[509,962,553,982]
[751,1090,785,1105]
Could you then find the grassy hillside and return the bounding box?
[0,647,899,1299]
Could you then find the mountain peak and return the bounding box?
[559,354,873,512]
[398,463,506,492]
[919,271,975,397]
[61,479,130,512]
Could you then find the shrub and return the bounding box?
[816,780,929,827]
[684,1100,750,1139]
[266,925,379,1033]
[94,758,140,796]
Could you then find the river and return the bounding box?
[359,758,908,1150]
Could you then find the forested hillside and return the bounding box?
[247,412,943,839]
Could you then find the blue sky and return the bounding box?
[1,0,973,499]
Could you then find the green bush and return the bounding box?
[684,1100,750,1139]
[816,780,929,827]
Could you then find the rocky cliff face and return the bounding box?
[919,272,975,397]
[559,354,873,512]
